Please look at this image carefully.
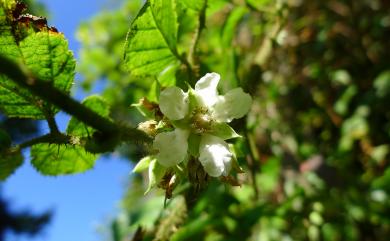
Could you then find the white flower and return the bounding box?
[153,73,252,177]
[153,128,189,167]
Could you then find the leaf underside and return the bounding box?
[0,150,23,181]
[124,0,179,77]
[0,4,75,119]
[31,96,110,176]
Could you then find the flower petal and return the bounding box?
[199,134,232,177]
[159,86,189,120]
[153,128,189,167]
[212,88,252,122]
[195,72,220,108]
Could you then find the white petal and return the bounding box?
[212,88,252,122]
[199,134,232,177]
[153,128,189,167]
[194,73,220,108]
[159,86,188,120]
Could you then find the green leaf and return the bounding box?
[0,129,11,151]
[67,95,110,136]
[0,148,23,181]
[0,0,16,10]
[181,0,205,11]
[124,0,180,77]
[209,122,241,140]
[0,5,75,119]
[31,144,97,176]
[30,96,109,176]
[133,156,153,173]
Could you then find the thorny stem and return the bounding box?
[18,132,71,149]
[46,114,60,134]
[0,55,152,148]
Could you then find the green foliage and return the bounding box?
[67,95,110,136]
[0,3,75,119]
[1,0,390,240]
[75,0,390,240]
[30,143,96,175]
[0,148,23,180]
[31,96,110,175]
[124,0,180,77]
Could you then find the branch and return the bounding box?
[17,132,71,149]
[0,55,152,146]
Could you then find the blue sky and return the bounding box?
[3,1,133,241]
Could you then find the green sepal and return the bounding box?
[209,122,241,140]
[187,87,199,114]
[145,159,166,194]
[229,144,244,174]
[171,119,190,130]
[188,133,201,157]
[133,156,153,173]
[132,102,155,119]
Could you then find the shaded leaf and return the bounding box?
[67,95,110,137]
[0,148,23,180]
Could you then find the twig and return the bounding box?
[18,132,71,149]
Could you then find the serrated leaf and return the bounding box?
[31,144,96,176]
[209,122,241,140]
[31,95,109,176]
[0,149,23,181]
[124,0,180,77]
[0,5,75,119]
[133,156,153,173]
[67,95,110,137]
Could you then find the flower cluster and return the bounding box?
[153,73,252,177]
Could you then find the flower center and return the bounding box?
[191,107,213,133]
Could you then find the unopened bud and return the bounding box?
[138,120,158,137]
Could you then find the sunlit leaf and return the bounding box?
[0,4,75,119]
[31,144,96,175]
[124,0,180,77]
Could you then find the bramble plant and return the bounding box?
[1,0,390,240]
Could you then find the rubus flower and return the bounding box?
[153,72,252,177]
